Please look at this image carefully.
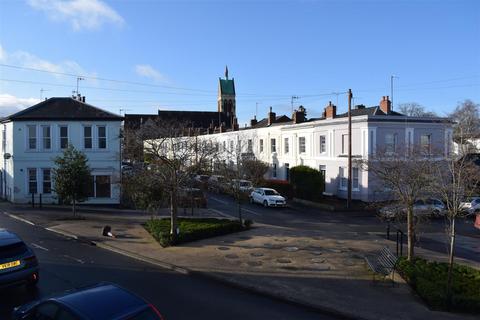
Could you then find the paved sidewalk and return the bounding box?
[1,203,477,320]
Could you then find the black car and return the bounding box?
[0,229,39,288]
[13,282,165,320]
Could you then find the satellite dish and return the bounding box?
[3,153,11,159]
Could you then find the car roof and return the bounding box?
[259,188,275,191]
[0,229,23,247]
[52,283,148,320]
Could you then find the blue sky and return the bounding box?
[0,0,479,125]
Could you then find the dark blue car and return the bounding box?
[12,283,165,320]
[0,229,39,288]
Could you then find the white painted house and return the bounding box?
[0,97,123,204]
[197,96,454,202]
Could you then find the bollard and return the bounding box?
[31,193,35,208]
[39,193,42,209]
[386,221,390,240]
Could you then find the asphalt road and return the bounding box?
[0,214,335,320]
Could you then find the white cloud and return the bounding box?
[27,0,124,31]
[0,44,6,62]
[1,44,96,79]
[135,64,169,83]
[0,94,40,116]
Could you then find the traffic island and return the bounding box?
[144,218,252,247]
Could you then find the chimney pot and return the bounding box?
[379,95,392,114]
[324,102,336,119]
[268,107,276,126]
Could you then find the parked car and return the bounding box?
[12,282,165,320]
[208,175,228,193]
[250,188,286,207]
[460,197,480,216]
[178,188,207,208]
[0,229,39,289]
[379,198,446,219]
[231,179,254,193]
[193,174,210,189]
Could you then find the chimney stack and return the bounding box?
[82,96,85,103]
[324,101,336,119]
[292,106,306,124]
[250,115,258,127]
[268,106,276,126]
[379,96,391,114]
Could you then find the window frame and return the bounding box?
[59,125,69,149]
[27,125,37,150]
[97,125,107,149]
[284,137,289,154]
[299,136,306,153]
[271,138,276,153]
[42,168,52,194]
[320,135,326,154]
[42,125,51,150]
[27,168,37,194]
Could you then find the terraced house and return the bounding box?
[198,96,454,202]
[0,96,123,204]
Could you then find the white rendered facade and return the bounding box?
[198,113,453,202]
[0,101,122,205]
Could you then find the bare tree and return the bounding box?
[398,102,437,117]
[358,147,436,260]
[128,119,217,241]
[450,99,480,155]
[430,129,480,305]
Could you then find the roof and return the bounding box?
[0,229,22,247]
[251,115,292,129]
[54,283,148,320]
[157,110,230,128]
[335,106,404,118]
[219,78,235,95]
[1,97,123,122]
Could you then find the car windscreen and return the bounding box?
[264,190,278,196]
[0,241,29,259]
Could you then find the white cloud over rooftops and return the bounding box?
[27,0,124,31]
[135,64,169,83]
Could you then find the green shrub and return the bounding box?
[289,165,324,201]
[397,257,480,313]
[263,179,293,199]
[145,218,247,247]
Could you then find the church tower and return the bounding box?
[218,66,236,128]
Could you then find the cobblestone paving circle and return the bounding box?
[217,246,230,251]
[310,251,323,255]
[250,252,264,257]
[284,246,299,252]
[225,254,239,259]
[277,258,292,264]
[247,261,263,267]
[311,258,326,264]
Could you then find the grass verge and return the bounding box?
[145,218,252,247]
[397,257,480,313]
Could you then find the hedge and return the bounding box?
[397,257,480,313]
[289,165,324,201]
[262,179,293,199]
[145,218,252,247]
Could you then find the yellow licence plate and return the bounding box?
[0,260,21,270]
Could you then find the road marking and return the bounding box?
[242,208,260,216]
[31,243,49,251]
[63,254,85,264]
[2,212,35,225]
[45,227,78,240]
[208,208,234,218]
[209,197,229,205]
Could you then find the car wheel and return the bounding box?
[263,200,269,208]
